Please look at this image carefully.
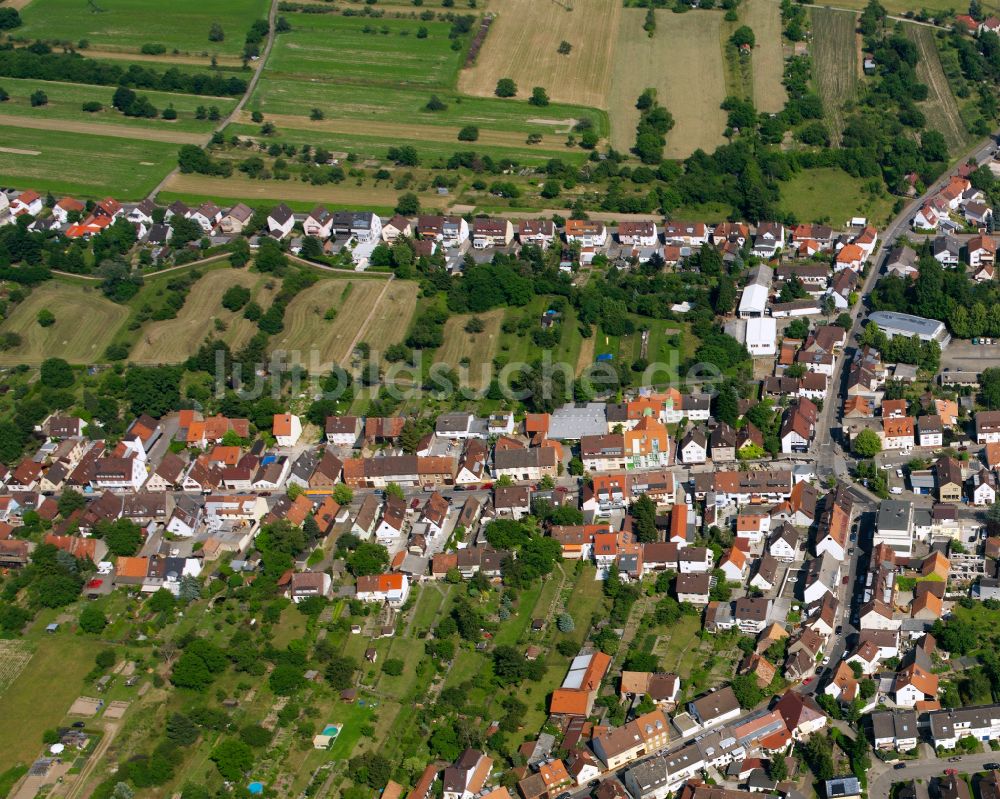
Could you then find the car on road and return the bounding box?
[890,487,903,494]
[848,547,854,555]
[986,762,1000,770]
[948,757,962,762]
[946,768,959,776]
[896,469,903,478]
[893,763,906,770]
[835,625,843,634]
[803,677,812,685]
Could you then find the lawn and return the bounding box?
[610,8,728,158]
[781,167,894,227]
[128,268,268,364]
[17,0,269,58]
[0,78,236,134]
[0,124,178,199]
[810,7,860,145]
[0,281,129,365]
[0,633,105,767]
[458,0,621,109]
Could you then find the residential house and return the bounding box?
[325,415,361,447]
[273,414,303,447]
[303,205,334,239]
[518,219,556,246]
[267,203,295,238]
[618,220,658,247]
[219,202,254,234]
[492,447,558,482]
[918,415,944,447]
[472,217,514,249]
[936,456,964,503]
[355,573,410,605]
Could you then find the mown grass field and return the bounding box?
[810,7,859,145]
[361,280,420,362]
[266,13,463,88]
[905,24,974,155]
[496,297,584,372]
[0,281,129,365]
[458,0,621,109]
[0,124,179,198]
[17,0,269,57]
[437,309,505,388]
[0,78,236,134]
[781,167,894,225]
[610,8,728,158]
[745,0,787,113]
[128,269,263,363]
[0,634,105,767]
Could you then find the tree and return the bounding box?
[240,724,272,748]
[458,125,479,141]
[731,673,765,708]
[166,713,200,746]
[333,484,353,505]
[221,285,251,311]
[424,94,447,112]
[495,78,517,97]
[383,658,404,676]
[309,107,324,120]
[0,604,30,633]
[269,663,305,695]
[731,25,756,48]
[395,192,420,216]
[79,605,108,634]
[148,588,175,614]
[347,542,389,576]
[30,90,47,107]
[982,367,1000,410]
[556,613,575,633]
[97,519,144,556]
[0,8,22,29]
[558,40,572,54]
[529,87,550,107]
[631,494,658,543]
[210,739,253,781]
[852,427,883,458]
[770,754,788,782]
[208,22,224,41]
[325,654,357,689]
[37,309,55,327]
[40,357,74,389]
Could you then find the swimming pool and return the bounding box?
[321,725,340,737]
[247,782,263,795]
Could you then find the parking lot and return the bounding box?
[939,338,1000,372]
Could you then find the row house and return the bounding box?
[472,217,514,249]
[417,215,469,247]
[492,446,558,482]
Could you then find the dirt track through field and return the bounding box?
[437,309,505,388]
[610,8,728,157]
[906,23,969,153]
[85,48,244,68]
[234,111,579,152]
[458,0,620,109]
[745,0,787,113]
[0,112,206,144]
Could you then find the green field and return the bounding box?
[905,24,975,155]
[0,634,104,767]
[781,167,894,226]
[0,125,178,198]
[496,297,585,371]
[0,78,236,133]
[17,0,270,57]
[265,13,463,88]
[810,7,859,145]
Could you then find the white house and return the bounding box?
[304,205,334,239]
[679,429,707,465]
[618,221,658,247]
[745,317,777,357]
[273,414,303,447]
[10,190,43,217]
[355,573,410,605]
[267,203,295,238]
[973,469,997,506]
[190,202,222,232]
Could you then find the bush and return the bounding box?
[29,90,47,107]
[221,285,251,311]
[36,309,55,327]
[495,77,517,97]
[79,605,108,634]
[457,125,479,141]
[81,100,102,112]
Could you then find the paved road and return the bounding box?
[869,750,1000,798]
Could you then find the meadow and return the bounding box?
[0,281,129,365]
[128,269,264,364]
[271,278,416,367]
[457,0,621,109]
[610,8,728,158]
[905,24,974,155]
[810,7,860,145]
[0,78,236,135]
[780,167,894,226]
[16,0,269,58]
[745,0,787,114]
[0,125,179,198]
[437,309,505,389]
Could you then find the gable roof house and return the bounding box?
[303,205,334,238]
[472,217,514,249]
[267,203,295,238]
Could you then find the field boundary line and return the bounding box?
[342,274,395,364]
[0,113,205,145]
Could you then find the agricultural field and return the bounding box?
[0,281,129,365]
[458,0,621,109]
[809,7,859,144]
[745,0,787,113]
[905,24,974,154]
[780,167,895,226]
[0,124,179,198]
[272,277,417,367]
[610,8,728,158]
[16,0,269,58]
[265,14,463,89]
[128,269,264,364]
[0,78,236,135]
[496,297,585,373]
[437,309,505,388]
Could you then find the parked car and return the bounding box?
[893,763,906,770]
[986,762,1000,770]
[896,469,903,478]
[948,757,962,762]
